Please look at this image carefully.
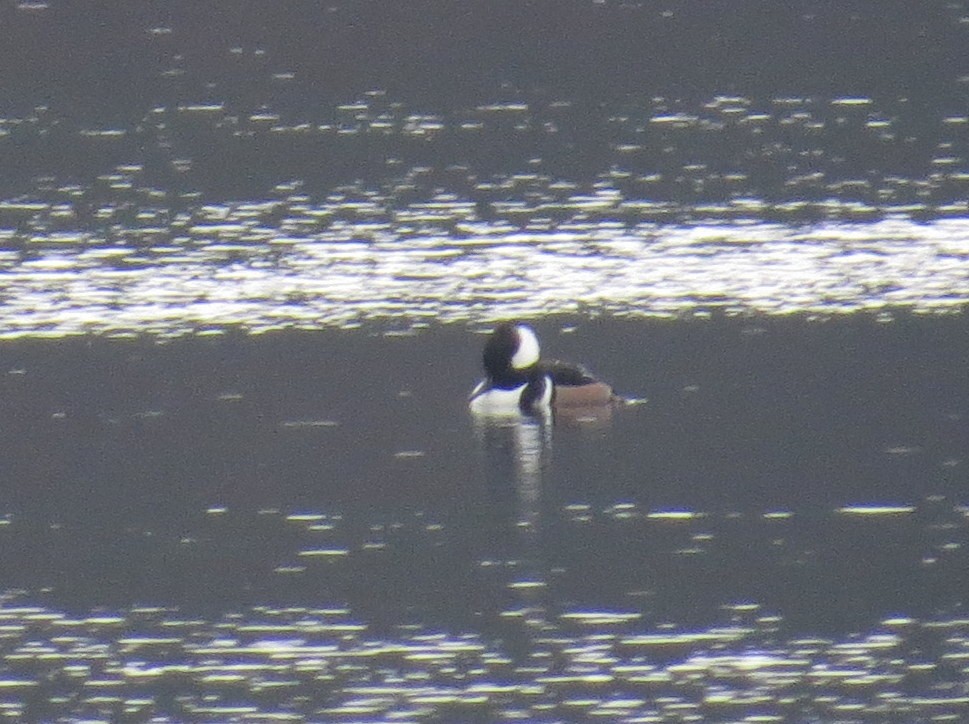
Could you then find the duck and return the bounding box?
[468,322,617,415]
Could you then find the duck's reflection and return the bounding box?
[471,406,618,643]
[472,412,553,641]
[552,403,616,429]
[472,408,613,514]
[472,413,549,525]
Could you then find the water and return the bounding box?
[3,207,969,337]
[1,321,967,720]
[2,10,968,337]
[1,2,968,721]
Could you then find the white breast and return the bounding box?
[469,375,552,415]
[469,383,527,415]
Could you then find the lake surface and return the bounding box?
[0,320,966,721]
[1,2,968,721]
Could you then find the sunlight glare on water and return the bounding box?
[1,214,968,338]
[0,600,966,722]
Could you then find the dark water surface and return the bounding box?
[0,319,967,720]
[2,4,968,339]
[2,1,969,721]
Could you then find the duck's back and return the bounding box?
[542,360,616,407]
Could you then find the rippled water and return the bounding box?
[1,6,968,336]
[1,600,967,721]
[1,2,968,721]
[1,321,967,721]
[3,205,969,337]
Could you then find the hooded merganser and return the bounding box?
[468,322,617,415]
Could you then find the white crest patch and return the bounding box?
[511,325,541,370]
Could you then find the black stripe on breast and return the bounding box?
[519,375,549,412]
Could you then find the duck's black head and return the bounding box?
[482,322,541,383]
